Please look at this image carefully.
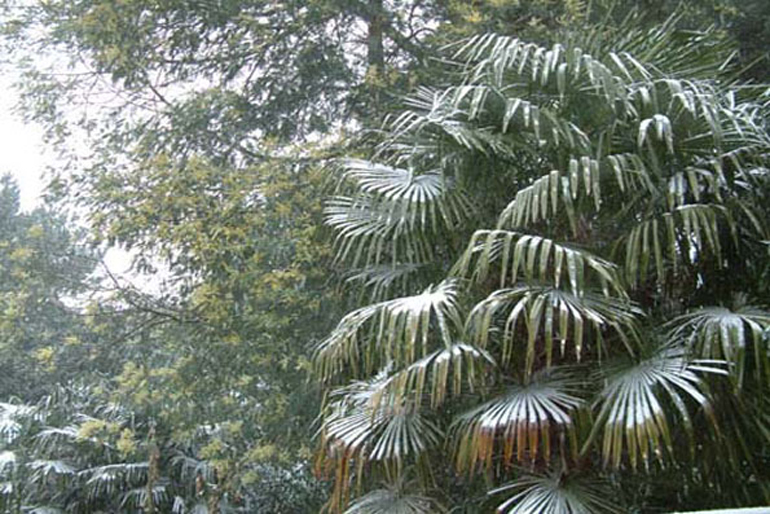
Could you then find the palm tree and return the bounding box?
[0,386,213,513]
[315,13,770,513]
[0,387,158,513]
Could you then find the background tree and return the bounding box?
[0,175,98,400]
[91,156,342,511]
[1,0,446,161]
[1,157,344,511]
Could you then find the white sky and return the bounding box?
[0,74,48,211]
[0,73,139,279]
[0,7,168,293]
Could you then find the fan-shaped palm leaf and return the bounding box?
[630,79,770,155]
[121,484,168,510]
[454,35,634,115]
[467,286,640,374]
[587,345,725,469]
[345,263,428,301]
[452,370,583,471]
[318,372,443,513]
[315,280,462,381]
[414,83,593,152]
[172,453,216,483]
[380,343,494,410]
[81,462,149,500]
[33,426,80,454]
[491,470,617,514]
[454,230,624,297]
[28,459,76,481]
[345,484,445,514]
[496,159,600,236]
[454,23,739,121]
[319,374,443,467]
[618,203,730,286]
[326,195,436,266]
[668,304,770,387]
[327,160,474,267]
[386,87,527,158]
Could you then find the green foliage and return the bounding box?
[315,14,770,514]
[344,482,446,514]
[0,156,342,511]
[1,0,443,164]
[0,175,98,400]
[80,156,342,511]
[2,1,770,512]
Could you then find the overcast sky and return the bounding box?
[1,73,141,278]
[0,73,48,211]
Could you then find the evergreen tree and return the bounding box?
[0,175,97,400]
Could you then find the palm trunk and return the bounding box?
[207,469,221,514]
[146,429,159,514]
[208,490,221,514]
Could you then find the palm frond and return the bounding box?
[28,459,77,480]
[387,87,528,158]
[345,484,445,514]
[81,462,149,499]
[425,83,593,151]
[327,159,474,266]
[618,204,730,286]
[345,263,428,301]
[454,35,634,114]
[34,426,80,453]
[467,286,640,374]
[497,159,601,235]
[171,452,216,483]
[121,484,168,510]
[605,153,656,196]
[319,373,443,468]
[380,343,494,410]
[315,280,462,381]
[455,19,737,98]
[454,230,624,297]
[491,470,617,514]
[587,345,726,469]
[668,304,770,387]
[452,370,583,471]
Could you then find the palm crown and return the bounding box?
[315,15,770,514]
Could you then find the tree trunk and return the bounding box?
[146,428,159,514]
[367,0,384,72]
[207,469,221,514]
[208,486,221,514]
